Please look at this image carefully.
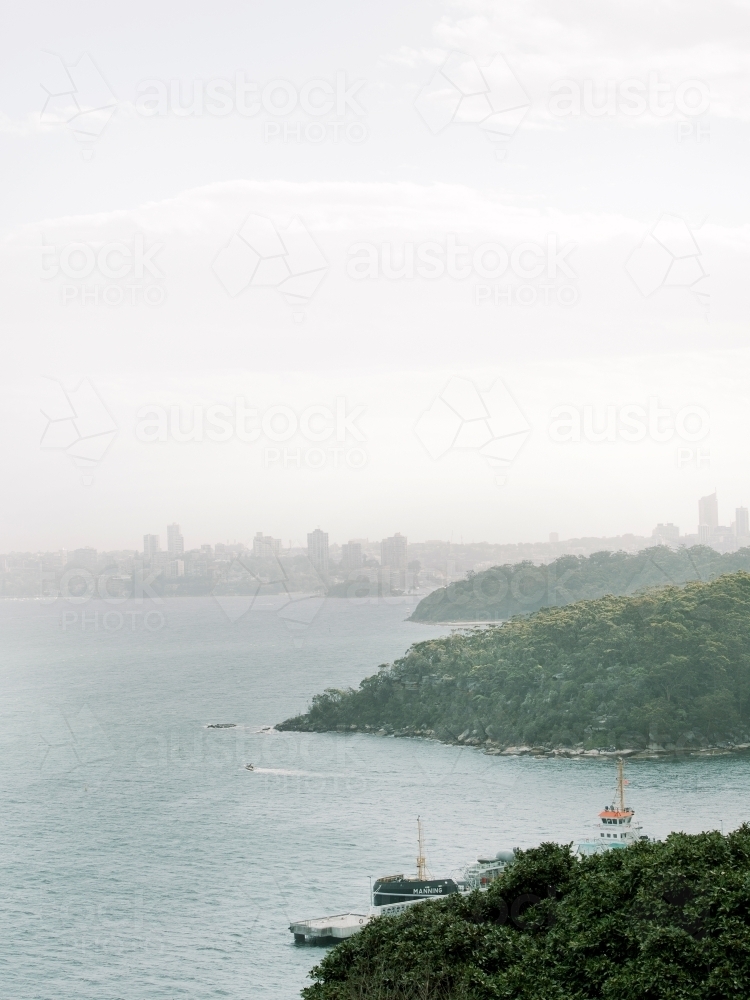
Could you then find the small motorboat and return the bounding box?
[245,763,255,771]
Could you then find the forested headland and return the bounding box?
[410,545,750,622]
[279,572,750,752]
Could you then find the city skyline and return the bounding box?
[8,353,748,554]
[9,499,750,603]
[11,486,750,558]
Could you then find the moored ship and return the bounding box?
[291,817,474,941]
[369,817,468,917]
[578,757,646,855]
[290,818,520,942]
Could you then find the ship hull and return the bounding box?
[372,877,460,907]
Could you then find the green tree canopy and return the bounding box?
[303,826,750,1000]
[410,546,750,623]
[280,572,750,750]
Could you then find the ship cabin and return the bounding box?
[595,807,638,847]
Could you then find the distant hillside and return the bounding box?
[279,572,750,751]
[410,545,750,622]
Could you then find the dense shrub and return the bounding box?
[304,826,750,999]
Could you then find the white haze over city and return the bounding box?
[1,0,749,551]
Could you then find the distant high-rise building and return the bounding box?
[698,492,718,533]
[652,523,679,543]
[167,523,184,556]
[736,507,749,537]
[380,533,407,570]
[698,524,711,544]
[549,532,559,544]
[341,541,363,572]
[307,529,329,577]
[143,534,160,560]
[252,532,281,559]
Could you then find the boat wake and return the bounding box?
[245,767,328,777]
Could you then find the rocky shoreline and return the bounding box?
[481,743,750,760]
[314,723,750,760]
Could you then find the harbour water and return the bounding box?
[2,596,749,998]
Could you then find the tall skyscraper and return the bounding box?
[698,492,718,533]
[143,534,160,559]
[341,541,363,572]
[252,532,281,558]
[736,507,749,537]
[380,533,407,570]
[307,529,329,577]
[167,523,184,556]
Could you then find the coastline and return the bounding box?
[295,723,750,760]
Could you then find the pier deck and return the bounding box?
[290,912,371,944]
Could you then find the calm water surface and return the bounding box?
[1,596,749,998]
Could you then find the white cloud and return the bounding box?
[6,180,748,267]
[0,178,698,244]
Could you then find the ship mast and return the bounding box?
[617,757,626,813]
[416,816,427,880]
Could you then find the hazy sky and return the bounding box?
[1,0,749,551]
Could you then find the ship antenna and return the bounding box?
[417,816,427,880]
[617,757,625,813]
